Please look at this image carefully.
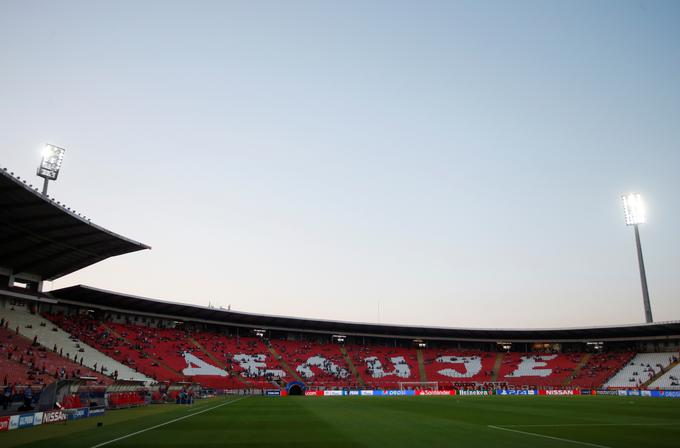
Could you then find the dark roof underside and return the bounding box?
[0,169,149,280]
[50,285,680,342]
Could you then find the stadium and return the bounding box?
[2,2,680,447]
[1,156,680,447]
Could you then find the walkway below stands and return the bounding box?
[564,353,591,386]
[645,357,680,389]
[490,353,504,382]
[340,346,365,387]
[266,343,304,383]
[416,349,427,383]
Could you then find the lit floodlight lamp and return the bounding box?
[36,144,66,196]
[622,193,646,226]
[621,193,653,323]
[37,144,66,181]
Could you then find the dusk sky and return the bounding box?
[1,0,679,329]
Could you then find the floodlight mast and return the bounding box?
[621,193,653,323]
[36,144,66,195]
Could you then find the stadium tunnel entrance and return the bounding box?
[286,381,305,396]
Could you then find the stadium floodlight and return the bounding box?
[586,341,604,352]
[621,193,653,323]
[332,335,346,343]
[37,144,66,195]
[497,342,511,352]
[622,193,646,226]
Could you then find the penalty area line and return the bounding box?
[90,397,246,448]
[488,425,611,448]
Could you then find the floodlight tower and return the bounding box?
[36,144,66,195]
[621,193,653,323]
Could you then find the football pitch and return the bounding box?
[3,395,680,448]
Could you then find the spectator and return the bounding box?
[23,386,33,409]
[2,383,11,410]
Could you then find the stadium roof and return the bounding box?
[50,285,680,342]
[0,168,150,280]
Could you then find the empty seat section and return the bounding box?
[604,352,678,388]
[649,359,680,390]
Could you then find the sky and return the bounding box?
[1,0,679,329]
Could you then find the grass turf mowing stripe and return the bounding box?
[89,397,245,448]
[488,425,611,448]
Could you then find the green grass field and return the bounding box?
[3,396,680,447]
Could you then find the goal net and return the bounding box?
[399,381,438,391]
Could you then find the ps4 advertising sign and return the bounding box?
[496,390,535,396]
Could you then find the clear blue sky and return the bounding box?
[1,0,679,328]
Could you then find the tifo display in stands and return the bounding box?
[0,305,662,393]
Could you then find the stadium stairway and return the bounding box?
[648,359,680,390]
[100,323,182,380]
[266,343,304,383]
[490,353,504,382]
[416,349,427,383]
[604,352,677,388]
[339,346,366,387]
[0,307,152,383]
[564,353,592,387]
[643,356,680,388]
[187,336,253,388]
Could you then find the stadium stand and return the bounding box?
[0,322,110,388]
[603,352,678,388]
[569,352,634,388]
[7,308,672,392]
[649,359,680,390]
[190,332,275,389]
[0,307,151,383]
[420,349,496,386]
[497,352,582,387]
[271,339,352,387]
[344,345,419,389]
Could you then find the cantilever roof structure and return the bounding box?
[0,168,150,280]
[50,285,680,343]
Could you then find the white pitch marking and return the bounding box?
[90,397,246,448]
[501,423,678,428]
[488,425,611,448]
